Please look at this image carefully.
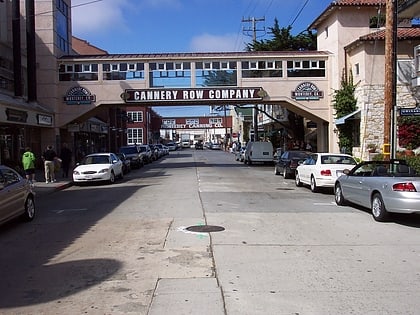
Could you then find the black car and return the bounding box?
[274,150,310,179]
[117,153,131,174]
[119,145,143,169]
[195,141,204,150]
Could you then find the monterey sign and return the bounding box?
[122,87,264,103]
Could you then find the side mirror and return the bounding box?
[343,169,350,175]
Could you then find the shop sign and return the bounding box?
[161,123,224,129]
[37,114,53,126]
[64,86,96,105]
[123,87,264,103]
[291,82,323,100]
[5,108,27,122]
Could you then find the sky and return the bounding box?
[71,0,333,117]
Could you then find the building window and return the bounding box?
[241,60,282,78]
[103,63,144,80]
[186,118,199,125]
[324,26,328,39]
[287,60,325,77]
[209,118,222,124]
[355,63,360,75]
[59,63,99,81]
[127,111,143,123]
[127,128,143,145]
[56,0,69,53]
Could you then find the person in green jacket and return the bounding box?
[22,147,36,183]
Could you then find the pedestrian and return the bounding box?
[60,143,72,178]
[21,147,36,183]
[42,145,57,183]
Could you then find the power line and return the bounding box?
[242,16,266,42]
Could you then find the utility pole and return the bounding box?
[242,17,265,141]
[242,16,265,43]
[384,0,398,159]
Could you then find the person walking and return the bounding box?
[42,145,57,183]
[22,147,36,183]
[60,143,72,178]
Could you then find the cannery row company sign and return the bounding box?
[161,123,224,129]
[64,87,96,105]
[122,87,265,103]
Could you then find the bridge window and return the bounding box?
[127,111,143,123]
[287,60,325,77]
[103,63,144,80]
[149,62,191,88]
[127,128,143,145]
[195,61,237,87]
[241,60,282,78]
[59,63,99,81]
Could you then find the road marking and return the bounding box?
[313,202,336,206]
[52,208,88,214]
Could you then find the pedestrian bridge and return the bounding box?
[57,51,333,151]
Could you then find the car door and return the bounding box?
[299,155,316,184]
[0,168,25,223]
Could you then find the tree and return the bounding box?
[333,70,358,153]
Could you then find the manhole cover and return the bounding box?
[186,225,225,233]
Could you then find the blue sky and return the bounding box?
[71,0,333,116]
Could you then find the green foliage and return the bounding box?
[371,154,420,173]
[246,19,316,51]
[332,70,358,153]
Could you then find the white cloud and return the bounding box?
[71,0,130,35]
[189,33,246,52]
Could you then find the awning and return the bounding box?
[335,109,361,125]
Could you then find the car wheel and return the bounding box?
[310,176,318,193]
[371,193,389,222]
[274,165,280,175]
[283,167,289,179]
[295,172,302,187]
[109,171,115,184]
[334,183,346,205]
[22,195,35,221]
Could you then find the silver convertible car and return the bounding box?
[334,160,420,222]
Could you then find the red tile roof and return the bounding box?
[71,36,108,55]
[359,27,420,40]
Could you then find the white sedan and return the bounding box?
[73,153,124,184]
[295,153,357,192]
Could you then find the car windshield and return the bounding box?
[120,147,138,154]
[289,151,309,159]
[83,155,110,164]
[139,147,147,152]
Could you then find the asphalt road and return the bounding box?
[0,148,419,314]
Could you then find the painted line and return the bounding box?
[52,208,88,214]
[313,202,336,206]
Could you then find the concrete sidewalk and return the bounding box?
[32,169,73,195]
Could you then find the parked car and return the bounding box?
[117,153,131,174]
[73,153,124,184]
[0,165,36,225]
[119,145,143,169]
[154,144,169,156]
[295,153,357,192]
[210,142,222,150]
[138,144,153,163]
[274,150,311,179]
[166,142,177,151]
[334,159,420,222]
[195,141,204,150]
[244,141,274,165]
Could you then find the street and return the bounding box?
[0,148,419,315]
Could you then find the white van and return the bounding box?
[244,141,274,165]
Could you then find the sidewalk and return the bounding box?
[32,169,73,196]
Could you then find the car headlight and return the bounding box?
[98,168,110,174]
[73,170,80,175]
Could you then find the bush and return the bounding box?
[372,153,420,173]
